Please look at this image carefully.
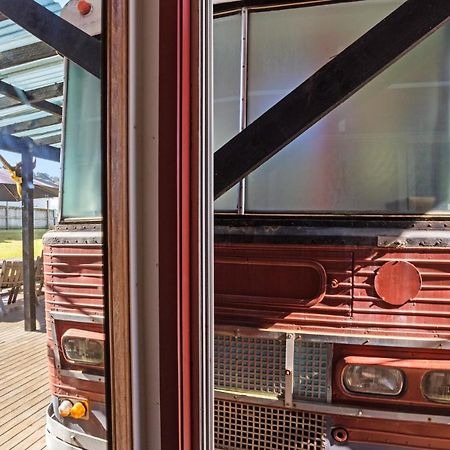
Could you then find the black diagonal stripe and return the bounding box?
[0,0,101,78]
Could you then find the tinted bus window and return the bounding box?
[244,0,450,214]
[214,14,241,211]
[61,61,101,219]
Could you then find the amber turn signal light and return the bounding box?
[58,399,88,419]
[70,402,87,419]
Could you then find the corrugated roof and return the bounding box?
[0,0,64,154]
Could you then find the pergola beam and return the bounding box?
[34,134,61,146]
[0,0,101,78]
[0,83,63,110]
[0,132,59,161]
[0,41,57,71]
[214,0,450,199]
[0,80,62,116]
[2,115,61,134]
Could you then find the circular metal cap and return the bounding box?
[374,261,422,306]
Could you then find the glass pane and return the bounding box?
[61,61,101,218]
[243,0,450,214]
[214,14,241,211]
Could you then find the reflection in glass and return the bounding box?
[214,14,241,211]
[245,0,450,214]
[62,61,101,218]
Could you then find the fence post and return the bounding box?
[5,201,8,229]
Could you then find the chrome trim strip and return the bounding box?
[50,317,61,369]
[58,369,105,383]
[214,325,450,349]
[50,311,104,323]
[326,343,333,403]
[284,333,294,407]
[214,390,450,425]
[237,7,248,215]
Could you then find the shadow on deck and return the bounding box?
[0,299,49,449]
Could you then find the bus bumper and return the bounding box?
[328,442,409,450]
[46,404,107,450]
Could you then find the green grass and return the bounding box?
[0,229,47,260]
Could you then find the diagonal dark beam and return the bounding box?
[0,83,63,110]
[214,0,450,199]
[0,115,61,134]
[0,0,101,78]
[0,132,59,162]
[0,80,62,116]
[0,41,57,71]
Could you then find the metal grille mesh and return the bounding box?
[293,341,329,401]
[214,399,326,450]
[215,335,285,394]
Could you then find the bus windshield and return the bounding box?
[215,0,450,215]
[61,61,101,219]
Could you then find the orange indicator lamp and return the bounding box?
[77,0,92,16]
[70,402,87,419]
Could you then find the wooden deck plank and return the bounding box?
[4,416,46,449]
[0,304,48,448]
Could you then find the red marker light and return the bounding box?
[77,0,92,16]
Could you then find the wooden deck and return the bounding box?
[0,300,48,449]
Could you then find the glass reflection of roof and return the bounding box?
[0,0,64,151]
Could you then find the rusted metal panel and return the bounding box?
[216,242,450,339]
[215,243,352,329]
[330,415,450,450]
[353,249,450,337]
[332,344,450,412]
[43,242,105,407]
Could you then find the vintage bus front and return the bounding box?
[43,1,107,448]
[214,1,450,449]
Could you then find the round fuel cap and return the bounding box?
[374,260,422,306]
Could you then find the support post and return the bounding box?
[22,144,36,331]
[5,201,8,230]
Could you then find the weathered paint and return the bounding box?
[215,243,450,339]
[43,242,105,409]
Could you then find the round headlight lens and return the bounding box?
[422,371,450,404]
[343,365,404,396]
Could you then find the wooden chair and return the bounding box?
[35,254,44,299]
[0,260,23,313]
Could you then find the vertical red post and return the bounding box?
[158,0,191,448]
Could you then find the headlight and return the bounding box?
[62,329,104,366]
[343,365,404,396]
[422,371,450,404]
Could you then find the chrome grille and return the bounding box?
[294,341,330,401]
[214,399,326,450]
[214,335,285,394]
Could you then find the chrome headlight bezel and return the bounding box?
[421,370,450,404]
[342,364,405,397]
[61,329,104,366]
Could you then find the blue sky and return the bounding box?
[0,150,61,178]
